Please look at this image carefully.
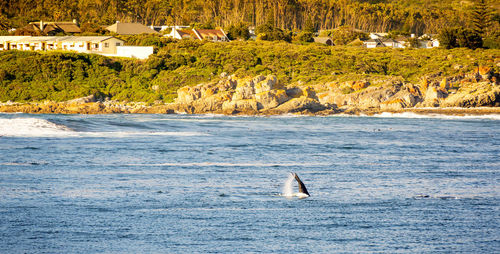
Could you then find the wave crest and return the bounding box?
[0,118,74,137]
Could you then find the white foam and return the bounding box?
[0,118,209,137]
[0,118,75,137]
[372,112,500,120]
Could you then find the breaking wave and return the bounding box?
[0,118,209,137]
[0,118,75,137]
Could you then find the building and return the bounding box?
[150,25,189,32]
[15,20,81,36]
[166,28,229,42]
[105,22,159,35]
[0,36,124,55]
[0,36,154,59]
[364,38,383,48]
[313,37,333,46]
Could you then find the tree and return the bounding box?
[470,0,493,36]
[0,14,10,31]
[255,12,292,42]
[330,26,368,46]
[438,27,458,49]
[294,31,314,43]
[226,22,250,40]
[456,27,483,49]
[438,27,483,49]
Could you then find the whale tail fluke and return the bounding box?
[292,172,310,197]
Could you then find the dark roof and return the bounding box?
[15,21,81,35]
[105,23,159,35]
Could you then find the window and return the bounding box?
[104,42,109,48]
[115,42,121,46]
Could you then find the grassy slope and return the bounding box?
[1,41,498,103]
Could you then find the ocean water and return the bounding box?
[0,113,499,253]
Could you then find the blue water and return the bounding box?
[0,113,499,253]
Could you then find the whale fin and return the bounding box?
[293,173,310,196]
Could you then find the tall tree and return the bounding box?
[470,0,493,36]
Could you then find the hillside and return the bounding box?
[0,40,498,106]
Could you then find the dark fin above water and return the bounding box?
[293,173,310,196]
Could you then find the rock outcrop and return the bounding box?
[172,66,499,115]
[174,74,335,115]
[0,66,498,115]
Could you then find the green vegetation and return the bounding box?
[2,0,498,36]
[1,41,498,103]
[438,27,483,49]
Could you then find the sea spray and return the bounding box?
[0,118,74,137]
[282,173,294,197]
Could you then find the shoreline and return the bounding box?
[1,102,499,116]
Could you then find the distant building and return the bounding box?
[166,28,229,42]
[313,37,333,46]
[0,36,124,54]
[364,32,439,49]
[150,25,190,32]
[15,20,81,36]
[364,38,383,48]
[105,22,159,35]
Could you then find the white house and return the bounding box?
[0,36,154,58]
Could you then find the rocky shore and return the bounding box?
[1,66,499,116]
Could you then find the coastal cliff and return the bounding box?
[1,66,499,115]
[172,66,500,115]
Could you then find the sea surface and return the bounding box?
[0,113,499,253]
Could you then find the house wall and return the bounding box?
[116,46,153,59]
[100,38,124,54]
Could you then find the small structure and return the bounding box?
[379,37,398,47]
[394,36,409,48]
[150,25,189,32]
[105,22,159,35]
[15,20,81,36]
[115,46,154,59]
[364,38,383,48]
[166,28,229,42]
[313,37,333,46]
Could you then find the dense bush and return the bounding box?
[226,22,250,40]
[1,41,498,103]
[438,27,483,49]
[320,27,369,45]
